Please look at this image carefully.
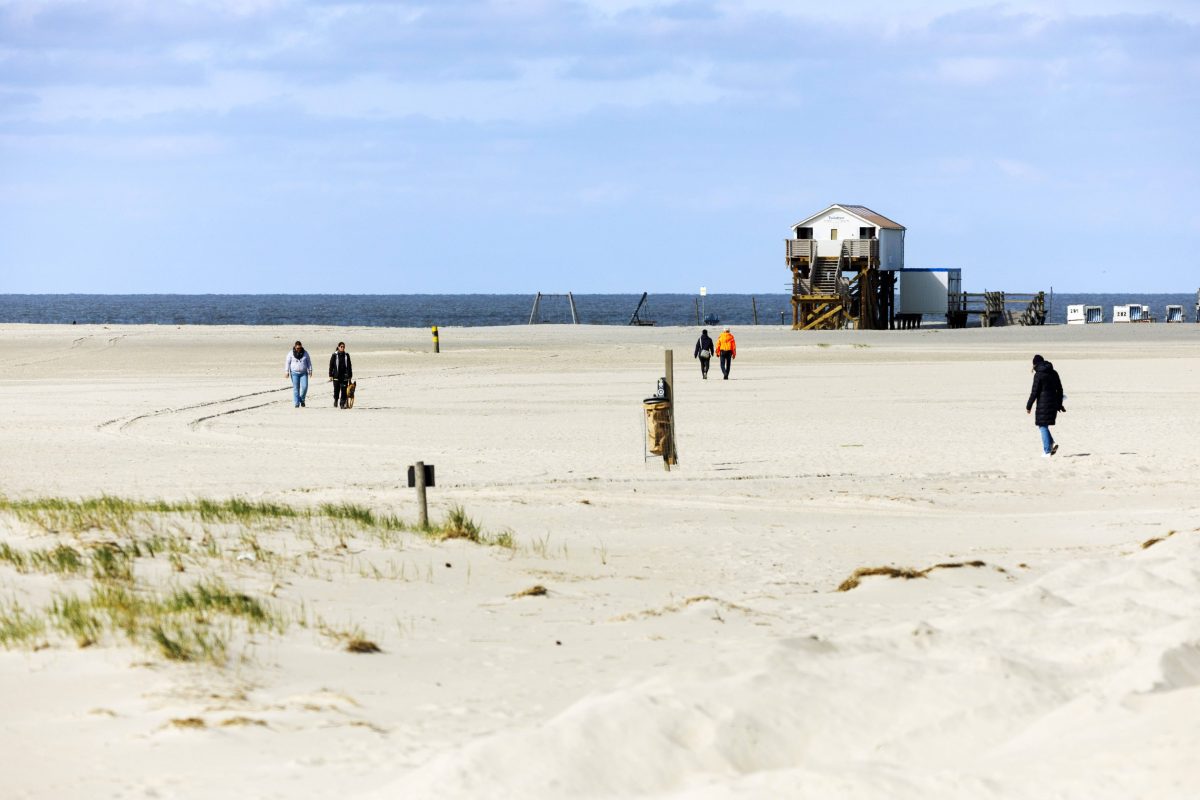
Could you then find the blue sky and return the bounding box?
[1,0,1197,293]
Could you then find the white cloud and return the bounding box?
[932,157,978,176]
[576,181,634,204]
[936,56,1010,84]
[995,158,1043,181]
[19,57,726,124]
[0,132,226,158]
[719,0,1199,24]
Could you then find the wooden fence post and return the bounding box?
[664,350,677,470]
[414,460,429,529]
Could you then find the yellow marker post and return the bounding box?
[432,325,440,353]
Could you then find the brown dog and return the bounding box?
[345,381,356,408]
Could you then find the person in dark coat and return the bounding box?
[328,342,353,409]
[693,329,715,379]
[1026,354,1065,456]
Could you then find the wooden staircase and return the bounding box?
[794,257,846,330]
[813,258,840,294]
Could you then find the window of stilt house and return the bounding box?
[859,226,876,239]
[796,227,813,239]
[830,229,838,240]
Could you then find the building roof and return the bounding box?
[791,204,905,231]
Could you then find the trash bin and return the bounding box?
[643,398,671,456]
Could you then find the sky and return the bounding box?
[1,0,1198,294]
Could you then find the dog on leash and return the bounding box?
[345,381,356,408]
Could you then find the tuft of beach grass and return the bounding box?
[438,505,481,542]
[836,560,995,592]
[0,599,47,648]
[1141,530,1178,549]
[344,637,382,654]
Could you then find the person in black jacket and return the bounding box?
[328,342,353,409]
[1026,354,1065,456]
[693,329,715,379]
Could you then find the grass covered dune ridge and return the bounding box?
[0,493,499,541]
[0,493,506,664]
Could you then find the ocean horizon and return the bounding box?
[1,292,1196,327]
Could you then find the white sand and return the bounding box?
[1,322,1199,799]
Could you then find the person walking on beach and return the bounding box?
[328,341,353,409]
[1026,354,1065,457]
[286,340,313,408]
[715,327,737,380]
[693,329,715,379]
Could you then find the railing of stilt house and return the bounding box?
[786,239,819,295]
[786,238,819,261]
[840,239,878,260]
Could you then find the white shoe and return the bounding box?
[1041,452,1052,458]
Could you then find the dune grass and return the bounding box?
[316,619,382,654]
[0,494,490,545]
[1141,529,1179,549]
[45,576,283,664]
[437,504,481,541]
[0,493,504,665]
[344,636,382,654]
[0,599,46,647]
[836,560,994,592]
[319,502,383,529]
[0,495,312,534]
[165,578,273,625]
[0,542,87,575]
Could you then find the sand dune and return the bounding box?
[385,532,1200,799]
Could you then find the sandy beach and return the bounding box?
[2,322,1199,799]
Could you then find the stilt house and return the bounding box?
[786,204,905,330]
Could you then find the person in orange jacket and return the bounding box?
[715,326,736,380]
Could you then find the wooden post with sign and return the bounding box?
[432,326,440,353]
[408,462,435,529]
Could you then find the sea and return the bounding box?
[0,293,1196,327]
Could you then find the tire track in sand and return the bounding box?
[97,372,410,433]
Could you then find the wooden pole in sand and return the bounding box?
[752,296,759,325]
[431,325,440,353]
[414,460,429,529]
[664,350,676,470]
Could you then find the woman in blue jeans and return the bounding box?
[1026,354,1065,456]
[286,340,313,407]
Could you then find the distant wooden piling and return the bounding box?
[529,292,580,324]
